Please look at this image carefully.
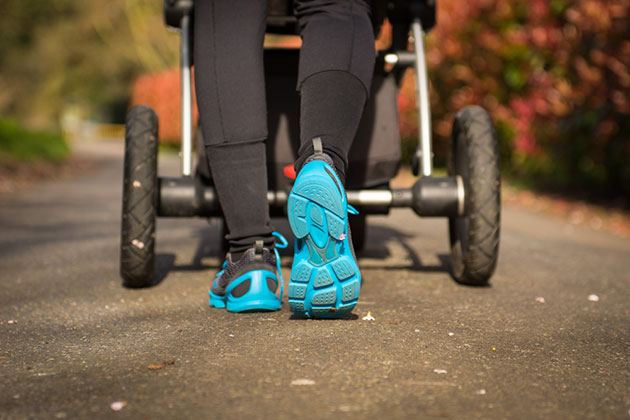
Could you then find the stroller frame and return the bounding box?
[161,0,463,219]
[120,0,501,288]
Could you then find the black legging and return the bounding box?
[194,0,376,256]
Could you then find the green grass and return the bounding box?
[158,142,181,155]
[0,118,70,162]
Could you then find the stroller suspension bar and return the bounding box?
[157,176,465,219]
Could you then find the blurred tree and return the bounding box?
[0,0,178,128]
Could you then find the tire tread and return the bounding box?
[120,105,158,288]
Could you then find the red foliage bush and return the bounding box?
[409,0,629,196]
[130,69,198,144]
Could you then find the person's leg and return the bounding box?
[195,0,286,312]
[194,0,274,259]
[293,0,376,183]
[287,0,376,318]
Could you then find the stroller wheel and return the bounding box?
[120,105,158,288]
[448,106,501,286]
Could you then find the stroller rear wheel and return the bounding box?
[448,106,501,286]
[120,105,158,288]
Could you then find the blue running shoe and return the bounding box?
[287,138,361,318]
[209,232,287,313]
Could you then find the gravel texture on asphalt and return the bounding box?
[1,142,628,419]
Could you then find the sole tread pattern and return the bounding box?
[287,162,361,318]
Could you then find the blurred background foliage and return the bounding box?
[0,0,627,200]
[420,0,629,199]
[0,0,177,126]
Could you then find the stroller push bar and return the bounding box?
[157,176,465,219]
[411,19,433,177]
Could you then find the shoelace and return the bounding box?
[271,231,288,300]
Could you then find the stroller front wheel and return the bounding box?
[120,105,158,288]
[448,106,501,286]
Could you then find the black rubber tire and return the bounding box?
[349,215,367,252]
[120,105,159,288]
[448,105,501,286]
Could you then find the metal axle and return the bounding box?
[157,176,464,219]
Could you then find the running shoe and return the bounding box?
[209,232,287,313]
[287,138,361,318]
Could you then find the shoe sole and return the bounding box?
[287,163,360,318]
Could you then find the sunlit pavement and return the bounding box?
[1,141,628,419]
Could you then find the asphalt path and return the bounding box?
[1,141,628,419]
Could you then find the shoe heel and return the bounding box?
[224,270,282,313]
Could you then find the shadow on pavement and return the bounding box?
[152,219,452,287]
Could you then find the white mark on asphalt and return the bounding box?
[131,239,144,249]
[291,379,315,386]
[414,329,420,333]
[7,319,16,324]
[228,334,234,337]
[362,312,375,321]
[448,332,455,336]
[433,369,447,374]
[587,294,600,302]
[110,401,127,411]
[476,389,487,395]
[535,296,546,303]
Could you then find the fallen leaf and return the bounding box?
[291,378,315,386]
[147,359,175,370]
[110,401,127,411]
[362,312,375,321]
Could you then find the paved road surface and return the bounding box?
[1,142,628,419]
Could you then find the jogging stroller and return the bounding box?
[120,0,501,288]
